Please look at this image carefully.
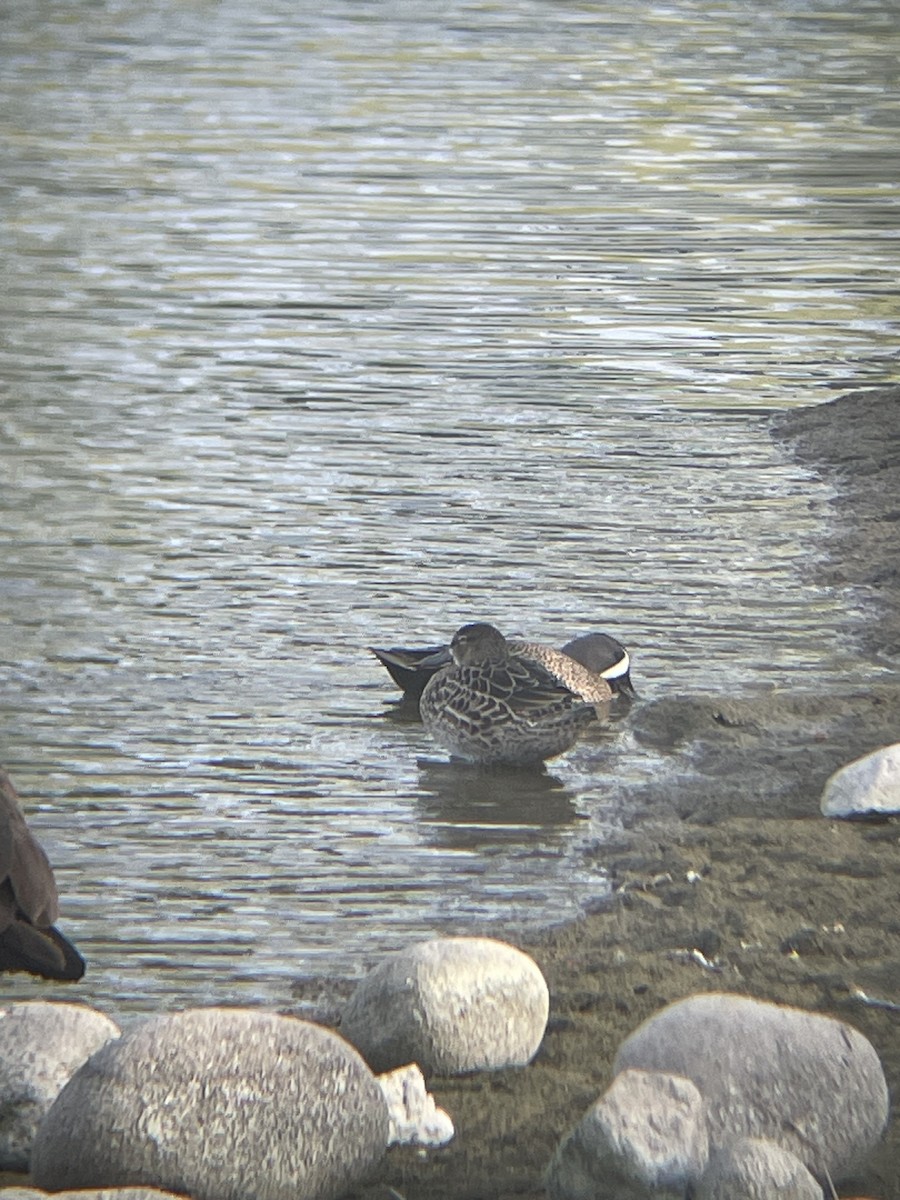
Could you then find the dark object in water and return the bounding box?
[0,768,85,981]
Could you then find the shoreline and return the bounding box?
[4,385,898,1199]
[355,384,900,1199]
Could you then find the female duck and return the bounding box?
[419,623,601,766]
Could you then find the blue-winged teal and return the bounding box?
[419,623,601,766]
[0,768,85,981]
[371,630,635,703]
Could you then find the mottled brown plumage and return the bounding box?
[419,623,600,766]
[511,640,613,706]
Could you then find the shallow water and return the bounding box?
[1,0,898,1017]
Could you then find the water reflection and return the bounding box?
[415,759,580,850]
[0,0,898,1015]
[377,697,425,724]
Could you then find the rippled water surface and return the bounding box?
[1,0,898,1016]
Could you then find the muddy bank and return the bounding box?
[773,383,900,660]
[353,387,900,1200]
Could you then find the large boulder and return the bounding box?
[695,1137,823,1199]
[820,743,900,817]
[545,1069,708,1200]
[30,1007,388,1200]
[0,1001,120,1171]
[613,993,888,1184]
[340,936,549,1075]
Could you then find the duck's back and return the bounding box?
[509,640,613,706]
[420,653,596,765]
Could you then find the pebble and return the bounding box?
[613,992,889,1184]
[695,1137,823,1199]
[340,936,549,1075]
[820,743,900,817]
[0,1002,120,1171]
[30,1007,388,1200]
[545,1068,708,1199]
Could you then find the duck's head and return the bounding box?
[561,632,637,699]
[449,622,509,666]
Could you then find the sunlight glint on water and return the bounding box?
[0,0,898,1015]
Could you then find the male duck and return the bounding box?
[371,629,636,704]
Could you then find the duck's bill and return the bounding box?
[612,672,638,699]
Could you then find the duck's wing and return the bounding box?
[460,656,592,725]
[511,640,613,705]
[505,664,597,726]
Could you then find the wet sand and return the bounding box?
[353,385,900,1200]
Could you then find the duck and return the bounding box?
[0,768,85,981]
[419,622,601,766]
[371,628,636,704]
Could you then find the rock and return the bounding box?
[613,992,888,1184]
[0,1190,184,1200]
[30,1007,388,1200]
[0,1001,120,1171]
[821,744,900,817]
[340,936,549,1075]
[545,1069,708,1200]
[376,1063,455,1147]
[696,1137,823,1199]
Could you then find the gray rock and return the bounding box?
[0,1190,184,1200]
[30,1007,388,1200]
[696,1137,823,1199]
[545,1069,708,1200]
[341,936,549,1075]
[0,1001,120,1170]
[613,992,888,1184]
[821,743,900,817]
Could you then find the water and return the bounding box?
[1,0,898,1017]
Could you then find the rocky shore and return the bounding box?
[352,384,900,1199]
[2,385,897,1200]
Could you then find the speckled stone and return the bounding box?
[340,936,549,1075]
[613,993,888,1184]
[545,1069,708,1200]
[821,743,900,817]
[0,1189,184,1200]
[30,1007,388,1200]
[695,1137,823,1199]
[0,1002,120,1171]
